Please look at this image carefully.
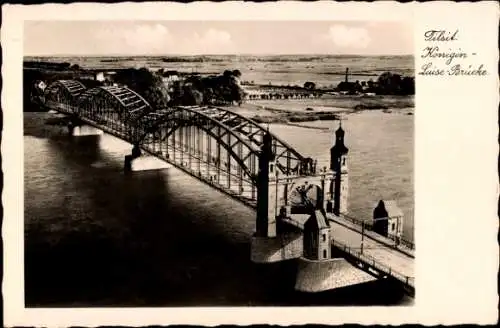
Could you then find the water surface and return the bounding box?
[24,110,413,307]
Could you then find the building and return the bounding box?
[161,70,181,92]
[372,200,404,239]
[303,210,331,260]
[93,71,117,84]
[95,72,105,82]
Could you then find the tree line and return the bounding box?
[335,72,415,95]
[111,68,246,109]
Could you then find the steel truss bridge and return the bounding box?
[44,79,414,296]
[45,80,318,208]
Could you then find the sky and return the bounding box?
[24,21,413,56]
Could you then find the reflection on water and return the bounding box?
[24,112,413,307]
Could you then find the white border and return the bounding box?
[2,1,499,326]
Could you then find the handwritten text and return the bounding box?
[418,29,487,77]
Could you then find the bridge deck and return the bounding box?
[328,215,414,280]
[284,213,414,291]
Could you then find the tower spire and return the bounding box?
[330,120,349,216]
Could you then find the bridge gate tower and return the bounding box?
[328,122,349,216]
[255,129,277,238]
[251,122,349,263]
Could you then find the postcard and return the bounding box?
[2,1,498,326]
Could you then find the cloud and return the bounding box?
[198,28,232,47]
[96,23,174,54]
[125,23,173,46]
[93,25,233,55]
[323,24,371,49]
[186,28,233,54]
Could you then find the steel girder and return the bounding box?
[136,106,308,176]
[99,86,153,122]
[44,81,317,184]
[76,86,154,138]
[44,80,87,107]
[135,106,260,184]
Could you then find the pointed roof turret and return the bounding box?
[263,125,272,145]
[261,125,275,160]
[336,119,345,138]
[331,120,348,156]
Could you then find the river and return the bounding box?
[24,109,413,307]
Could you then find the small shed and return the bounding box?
[373,200,404,238]
[95,72,105,82]
[303,209,331,260]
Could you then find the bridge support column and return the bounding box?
[295,209,375,292]
[252,130,314,263]
[252,175,307,263]
[124,145,171,173]
[68,124,103,137]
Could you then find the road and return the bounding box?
[328,215,414,280]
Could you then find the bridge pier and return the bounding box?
[251,221,304,263]
[252,129,295,263]
[294,257,377,293]
[68,124,103,137]
[295,209,376,292]
[124,145,171,173]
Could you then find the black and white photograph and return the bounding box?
[22,20,415,307]
[3,1,498,326]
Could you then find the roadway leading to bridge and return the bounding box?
[328,216,414,279]
[285,212,414,289]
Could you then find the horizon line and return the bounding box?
[24,53,414,57]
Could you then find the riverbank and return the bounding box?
[225,94,414,126]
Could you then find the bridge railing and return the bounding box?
[340,213,415,251]
[386,233,415,250]
[45,101,75,113]
[340,213,366,226]
[331,239,415,289]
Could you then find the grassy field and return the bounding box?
[230,94,414,125]
[247,94,414,112]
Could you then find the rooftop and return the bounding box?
[376,199,404,218]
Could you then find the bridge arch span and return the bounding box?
[135,106,261,186]
[45,80,87,108]
[137,106,309,176]
[99,86,153,121]
[76,86,153,128]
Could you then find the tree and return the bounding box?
[377,72,402,95]
[304,81,316,90]
[181,83,204,105]
[400,76,415,95]
[113,67,170,109]
[232,69,242,78]
[167,68,246,106]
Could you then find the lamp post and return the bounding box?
[360,220,365,254]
